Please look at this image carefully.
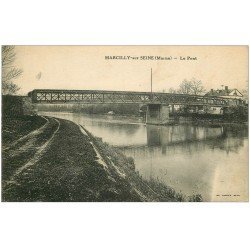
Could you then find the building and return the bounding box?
[204,86,244,114]
[204,86,243,100]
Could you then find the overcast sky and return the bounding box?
[14,46,248,95]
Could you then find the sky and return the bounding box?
[13,46,248,95]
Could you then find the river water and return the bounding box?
[39,112,248,201]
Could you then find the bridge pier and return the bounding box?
[146,104,170,125]
[171,104,175,114]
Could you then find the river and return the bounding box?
[39,111,249,201]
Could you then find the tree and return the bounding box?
[2,46,22,95]
[168,87,177,94]
[189,78,206,95]
[168,78,206,95]
[241,84,248,103]
[177,79,193,94]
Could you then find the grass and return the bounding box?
[2,117,58,181]
[2,117,141,201]
[2,115,46,146]
[2,115,203,202]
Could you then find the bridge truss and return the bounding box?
[28,89,243,107]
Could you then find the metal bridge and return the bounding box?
[28,89,243,107]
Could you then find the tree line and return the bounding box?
[38,103,141,116]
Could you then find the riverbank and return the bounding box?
[2,115,201,202]
[177,116,248,127]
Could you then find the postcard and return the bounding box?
[1,45,248,202]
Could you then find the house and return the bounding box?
[207,107,223,115]
[204,86,243,100]
[204,86,244,114]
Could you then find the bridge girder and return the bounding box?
[28,89,242,107]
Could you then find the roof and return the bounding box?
[205,88,243,97]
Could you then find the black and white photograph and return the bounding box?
[0,1,249,250]
[2,45,248,202]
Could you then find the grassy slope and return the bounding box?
[2,116,202,202]
[2,118,142,201]
[2,115,46,146]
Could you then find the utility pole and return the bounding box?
[151,68,153,93]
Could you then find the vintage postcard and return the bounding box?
[1,45,248,202]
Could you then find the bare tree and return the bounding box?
[189,78,206,95]
[168,78,206,95]
[168,87,177,94]
[177,79,193,94]
[2,46,22,95]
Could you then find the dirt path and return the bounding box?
[11,118,60,180]
[2,116,49,151]
[2,116,186,202]
[2,117,144,202]
[2,117,60,182]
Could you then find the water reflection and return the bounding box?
[39,112,248,201]
[120,124,248,201]
[139,125,247,153]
